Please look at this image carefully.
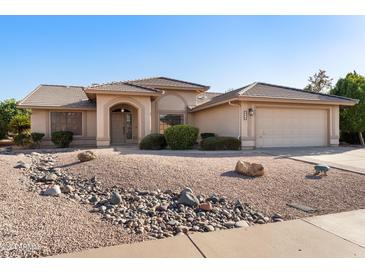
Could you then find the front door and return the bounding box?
[110,111,134,145]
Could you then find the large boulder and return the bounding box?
[177,188,199,207]
[77,151,96,162]
[235,160,264,177]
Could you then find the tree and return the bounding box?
[9,113,31,135]
[0,99,29,138]
[330,72,365,146]
[304,69,333,93]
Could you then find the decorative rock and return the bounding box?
[199,201,213,211]
[45,173,58,182]
[88,195,98,203]
[235,220,249,228]
[208,194,219,203]
[314,164,330,176]
[20,149,277,240]
[99,206,107,213]
[224,221,236,228]
[61,184,74,194]
[204,225,215,232]
[43,185,61,196]
[14,161,30,169]
[77,151,96,162]
[109,191,122,205]
[177,189,199,207]
[255,219,266,224]
[156,204,169,212]
[235,160,264,177]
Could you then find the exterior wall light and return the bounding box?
[248,108,254,116]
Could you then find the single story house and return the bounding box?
[18,76,357,148]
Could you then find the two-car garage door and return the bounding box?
[255,108,328,148]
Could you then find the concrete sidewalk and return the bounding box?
[260,146,365,175]
[56,209,365,258]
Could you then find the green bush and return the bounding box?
[31,132,45,147]
[200,132,216,139]
[9,114,30,135]
[0,98,30,138]
[139,133,167,150]
[0,119,6,139]
[164,125,199,150]
[14,132,31,147]
[340,131,364,145]
[51,131,73,148]
[200,136,241,151]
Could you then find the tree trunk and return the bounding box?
[359,132,365,146]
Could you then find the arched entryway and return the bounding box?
[110,103,138,145]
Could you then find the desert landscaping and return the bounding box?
[1,147,364,257]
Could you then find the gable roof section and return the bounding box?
[18,85,96,109]
[85,81,162,95]
[127,76,209,91]
[191,82,358,111]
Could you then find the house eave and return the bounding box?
[17,104,96,110]
[191,96,357,112]
[84,89,162,97]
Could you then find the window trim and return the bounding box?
[49,111,84,137]
[158,112,185,134]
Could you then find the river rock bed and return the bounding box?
[16,152,283,240]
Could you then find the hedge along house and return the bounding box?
[18,77,357,148]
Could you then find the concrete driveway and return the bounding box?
[260,146,365,175]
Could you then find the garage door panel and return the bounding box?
[255,108,328,148]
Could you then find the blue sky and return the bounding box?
[0,16,364,100]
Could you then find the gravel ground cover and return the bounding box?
[58,148,365,220]
[1,147,364,257]
[0,153,138,258]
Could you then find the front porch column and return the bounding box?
[96,95,110,147]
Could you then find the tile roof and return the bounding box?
[18,85,95,109]
[192,82,357,111]
[85,81,162,94]
[127,76,209,90]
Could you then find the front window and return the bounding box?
[159,114,184,133]
[51,112,82,135]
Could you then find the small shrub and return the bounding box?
[9,114,30,134]
[139,133,167,150]
[201,132,216,139]
[164,125,199,150]
[14,132,31,147]
[200,136,241,151]
[31,132,45,148]
[51,131,73,148]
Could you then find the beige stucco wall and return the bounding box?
[193,101,341,148]
[151,89,199,133]
[193,102,240,138]
[30,108,97,146]
[95,94,152,147]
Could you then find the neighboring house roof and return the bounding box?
[18,85,96,109]
[196,91,222,105]
[191,82,358,111]
[127,76,209,91]
[85,81,162,95]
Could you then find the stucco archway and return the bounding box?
[104,96,145,144]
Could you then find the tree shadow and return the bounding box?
[305,174,322,180]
